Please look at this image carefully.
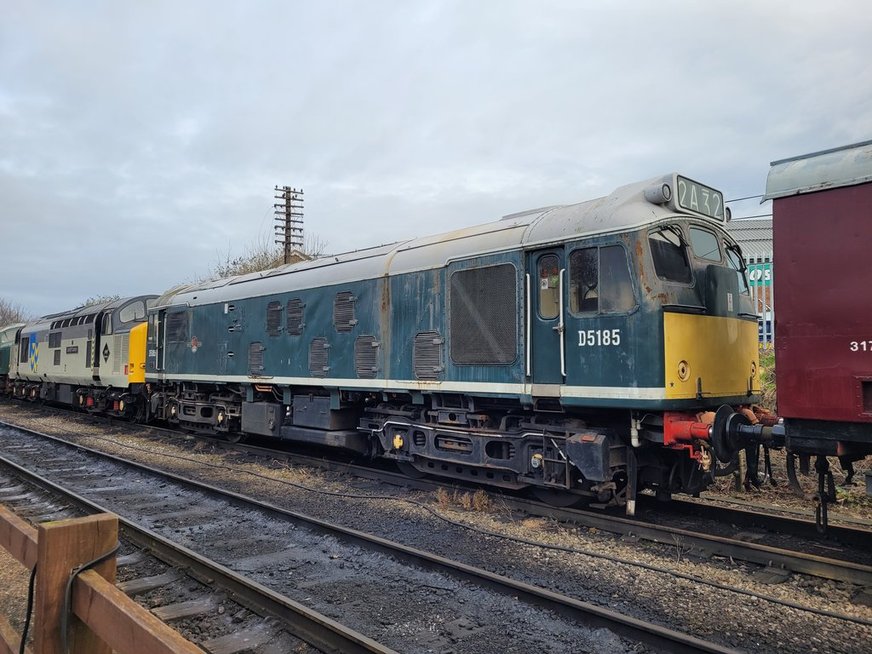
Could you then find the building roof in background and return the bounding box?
[726,217,772,260]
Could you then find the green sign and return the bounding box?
[747,262,772,287]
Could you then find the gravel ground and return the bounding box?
[0,548,29,634]
[705,447,872,522]
[1,401,871,653]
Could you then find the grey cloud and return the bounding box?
[1,0,870,316]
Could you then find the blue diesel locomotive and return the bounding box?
[137,173,760,512]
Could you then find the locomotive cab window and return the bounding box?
[119,301,146,323]
[689,227,721,261]
[569,245,635,314]
[101,314,113,335]
[165,311,189,343]
[649,226,692,283]
[537,255,560,319]
[725,244,750,294]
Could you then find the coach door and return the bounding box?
[150,310,166,372]
[527,249,566,385]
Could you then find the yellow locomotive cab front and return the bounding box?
[663,312,760,401]
[127,321,149,384]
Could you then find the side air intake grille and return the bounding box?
[286,299,304,336]
[334,291,357,332]
[414,331,444,380]
[248,341,265,375]
[450,264,517,364]
[354,335,379,379]
[309,338,330,377]
[266,301,283,336]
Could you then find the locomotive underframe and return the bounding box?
[3,374,722,507]
[7,378,146,419]
[146,382,718,505]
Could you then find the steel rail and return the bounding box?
[0,421,737,654]
[5,412,872,585]
[183,435,872,585]
[0,454,396,654]
[15,410,872,585]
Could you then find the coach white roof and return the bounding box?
[159,174,708,308]
[764,139,872,200]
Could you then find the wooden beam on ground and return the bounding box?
[34,513,118,654]
[72,570,206,654]
[0,503,38,569]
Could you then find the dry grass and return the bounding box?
[758,346,776,410]
[435,487,491,512]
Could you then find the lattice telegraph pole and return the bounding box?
[274,186,304,264]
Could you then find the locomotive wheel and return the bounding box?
[221,431,246,444]
[396,460,428,479]
[531,487,586,508]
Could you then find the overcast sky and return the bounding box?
[2,1,870,317]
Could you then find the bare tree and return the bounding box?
[205,232,329,280]
[303,232,329,258]
[80,294,122,307]
[0,298,29,325]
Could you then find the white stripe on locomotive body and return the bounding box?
[145,372,668,401]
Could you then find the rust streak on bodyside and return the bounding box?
[379,246,405,380]
[379,276,391,378]
[632,235,654,296]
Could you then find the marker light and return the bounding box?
[644,183,672,204]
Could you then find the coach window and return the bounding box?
[649,226,692,283]
[538,254,560,319]
[689,227,721,261]
[570,245,635,314]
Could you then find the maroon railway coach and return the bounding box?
[711,141,872,528]
[763,140,872,462]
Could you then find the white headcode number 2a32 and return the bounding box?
[578,329,621,347]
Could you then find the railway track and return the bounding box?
[137,425,872,589]
[0,459,393,653]
[6,405,872,590]
[0,421,736,654]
